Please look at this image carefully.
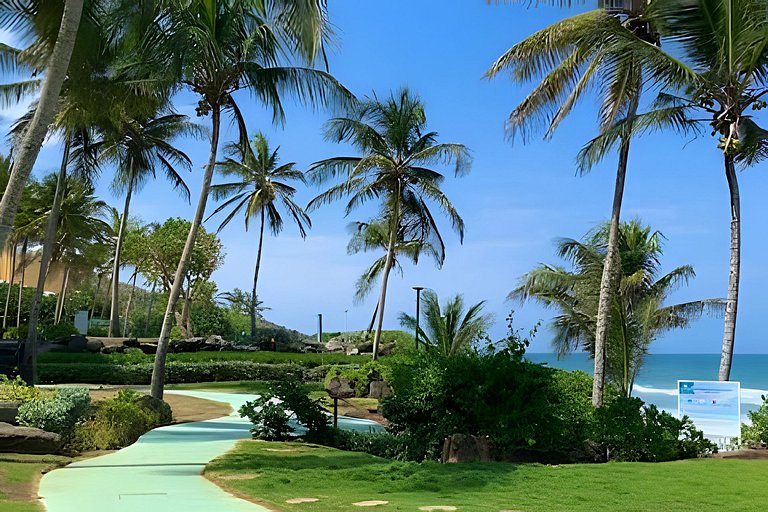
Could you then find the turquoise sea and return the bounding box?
[527,353,768,421]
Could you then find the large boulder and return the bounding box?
[368,380,392,400]
[325,376,355,399]
[441,434,492,463]
[85,339,104,353]
[65,335,88,353]
[0,422,61,454]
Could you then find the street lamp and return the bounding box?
[317,313,323,345]
[413,287,425,350]
[344,309,348,333]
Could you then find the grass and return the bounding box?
[206,441,768,512]
[0,454,71,512]
[167,380,324,395]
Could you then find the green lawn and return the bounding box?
[205,441,768,512]
[167,380,324,394]
[0,455,70,512]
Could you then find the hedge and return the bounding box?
[38,361,310,385]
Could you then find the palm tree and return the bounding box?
[146,0,351,399]
[207,133,310,340]
[583,0,768,381]
[0,0,86,249]
[99,110,197,337]
[484,5,691,405]
[512,220,725,396]
[398,290,493,357]
[308,88,471,359]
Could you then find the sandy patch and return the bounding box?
[286,497,320,504]
[353,501,389,507]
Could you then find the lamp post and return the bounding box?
[413,287,425,350]
[344,309,348,333]
[317,313,323,345]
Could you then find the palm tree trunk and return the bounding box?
[100,273,111,319]
[109,178,134,337]
[122,270,138,337]
[3,242,17,329]
[718,153,740,381]
[591,85,640,407]
[251,207,266,340]
[180,286,192,337]
[0,0,84,249]
[145,281,156,337]
[15,239,27,328]
[151,104,221,399]
[19,139,70,383]
[372,225,398,360]
[55,266,70,325]
[90,273,102,319]
[366,300,379,335]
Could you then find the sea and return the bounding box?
[526,353,768,422]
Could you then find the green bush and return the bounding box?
[594,397,717,462]
[0,375,44,402]
[17,387,91,437]
[741,395,768,445]
[38,360,307,384]
[43,322,81,341]
[3,324,28,340]
[324,360,391,397]
[381,349,595,461]
[72,390,172,451]
[239,381,330,442]
[328,429,420,461]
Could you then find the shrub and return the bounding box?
[742,395,768,445]
[594,397,717,462]
[72,390,172,451]
[239,381,330,442]
[0,375,43,402]
[324,360,391,397]
[328,429,422,461]
[17,387,91,437]
[381,350,595,460]
[87,325,108,337]
[3,324,28,340]
[43,322,80,341]
[169,325,184,342]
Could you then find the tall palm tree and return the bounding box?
[584,0,768,381]
[512,220,725,396]
[484,6,690,405]
[308,88,471,359]
[207,133,310,340]
[398,290,493,357]
[146,0,351,399]
[0,0,86,249]
[99,110,197,337]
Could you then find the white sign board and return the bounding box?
[678,380,741,438]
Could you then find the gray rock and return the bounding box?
[346,347,359,356]
[325,338,346,352]
[325,376,355,399]
[66,335,88,352]
[0,421,61,454]
[85,339,104,353]
[0,402,20,425]
[368,380,392,400]
[441,434,491,463]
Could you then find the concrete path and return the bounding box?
[39,390,383,512]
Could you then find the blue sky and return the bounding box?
[3,1,768,354]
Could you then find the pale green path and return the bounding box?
[39,390,383,512]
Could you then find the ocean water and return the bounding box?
[526,353,768,421]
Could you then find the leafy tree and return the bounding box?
[208,133,310,340]
[309,88,471,359]
[399,291,493,357]
[144,0,351,399]
[512,220,725,396]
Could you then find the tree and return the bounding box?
[0,0,85,249]
[398,290,493,357]
[484,5,690,405]
[146,0,351,399]
[100,110,197,337]
[208,133,310,340]
[512,220,725,396]
[308,88,471,359]
[142,218,224,337]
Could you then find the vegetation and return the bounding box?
[308,88,471,359]
[206,441,768,512]
[0,454,72,512]
[513,220,724,396]
[742,395,768,446]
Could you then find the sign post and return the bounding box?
[678,380,741,448]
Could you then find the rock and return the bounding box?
[0,402,20,425]
[352,501,389,507]
[123,338,140,348]
[378,343,396,356]
[85,339,104,353]
[325,338,346,352]
[138,343,158,354]
[325,376,355,399]
[100,345,125,354]
[368,380,392,400]
[0,422,61,454]
[346,347,359,356]
[356,341,374,353]
[441,434,491,463]
[65,335,88,353]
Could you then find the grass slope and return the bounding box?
[0,455,70,512]
[206,441,768,512]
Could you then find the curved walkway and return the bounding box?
[39,390,383,512]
